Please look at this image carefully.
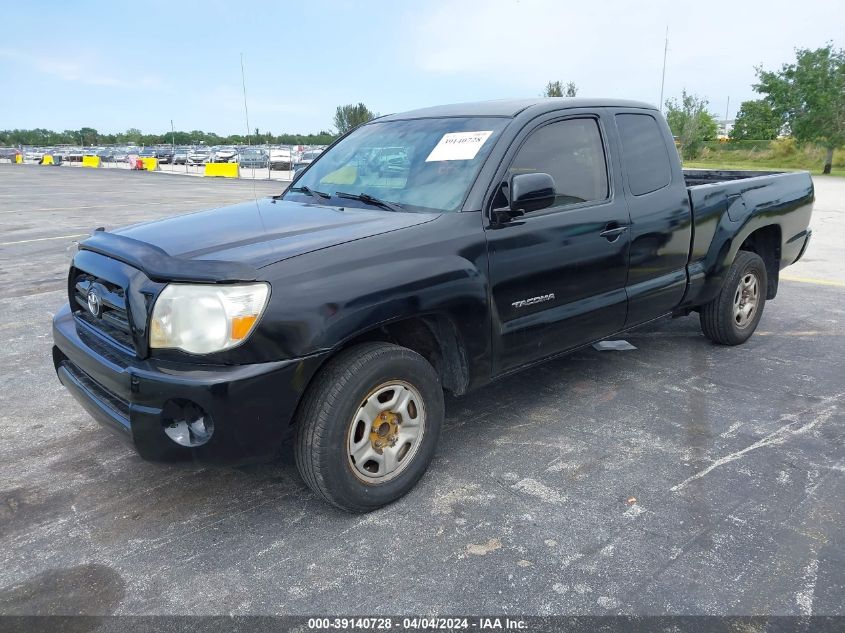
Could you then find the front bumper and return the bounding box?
[52,304,325,463]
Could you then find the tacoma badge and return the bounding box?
[512,293,555,309]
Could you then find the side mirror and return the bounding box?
[493,173,556,223]
[510,172,556,214]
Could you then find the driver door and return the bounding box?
[485,114,631,374]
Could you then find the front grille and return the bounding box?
[76,324,131,368]
[72,271,136,353]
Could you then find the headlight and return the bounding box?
[150,283,270,354]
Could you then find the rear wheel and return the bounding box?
[699,250,767,345]
[294,343,443,512]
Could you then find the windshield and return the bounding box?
[285,117,508,212]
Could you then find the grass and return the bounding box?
[682,139,845,177]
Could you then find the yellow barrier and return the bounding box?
[82,155,101,168]
[140,157,158,171]
[41,154,55,165]
[15,154,22,164]
[204,162,239,178]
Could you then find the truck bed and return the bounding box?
[680,167,814,310]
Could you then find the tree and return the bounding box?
[79,127,98,146]
[544,81,563,97]
[124,128,143,144]
[0,127,340,147]
[664,90,719,160]
[333,103,375,135]
[729,100,783,140]
[754,44,845,174]
[543,80,578,97]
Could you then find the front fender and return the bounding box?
[250,213,491,382]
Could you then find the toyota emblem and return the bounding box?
[87,288,102,317]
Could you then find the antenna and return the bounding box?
[659,26,669,112]
[238,53,263,206]
[240,52,251,147]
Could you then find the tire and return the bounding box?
[294,342,444,513]
[700,250,767,345]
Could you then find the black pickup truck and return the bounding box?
[52,98,814,512]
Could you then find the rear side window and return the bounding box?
[615,113,672,196]
[508,118,608,209]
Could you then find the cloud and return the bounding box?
[0,48,161,89]
[204,85,311,116]
[410,0,662,88]
[409,0,844,110]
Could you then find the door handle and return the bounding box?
[599,224,628,241]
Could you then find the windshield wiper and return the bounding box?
[335,192,404,212]
[288,185,330,201]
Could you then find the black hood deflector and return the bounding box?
[79,231,259,283]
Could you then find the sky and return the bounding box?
[1,0,842,135]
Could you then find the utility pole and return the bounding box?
[724,97,730,136]
[659,26,669,113]
[171,119,175,150]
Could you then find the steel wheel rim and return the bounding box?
[347,381,426,484]
[733,271,760,329]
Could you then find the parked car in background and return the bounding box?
[269,147,292,170]
[172,148,189,165]
[139,148,157,160]
[156,148,175,164]
[187,148,211,165]
[64,148,84,163]
[97,148,116,163]
[211,147,238,163]
[293,148,323,175]
[239,149,268,168]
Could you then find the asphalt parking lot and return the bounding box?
[0,164,843,616]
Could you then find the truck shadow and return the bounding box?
[32,314,716,542]
[265,312,718,502]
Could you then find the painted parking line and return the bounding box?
[0,199,247,214]
[0,233,88,246]
[0,190,138,197]
[780,275,845,288]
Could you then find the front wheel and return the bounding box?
[294,343,444,513]
[699,250,767,345]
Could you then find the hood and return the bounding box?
[112,197,439,270]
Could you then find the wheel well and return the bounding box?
[341,316,470,396]
[739,225,781,299]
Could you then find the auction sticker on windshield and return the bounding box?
[425,131,493,162]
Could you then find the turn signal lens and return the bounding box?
[231,315,258,341]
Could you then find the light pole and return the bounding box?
[659,26,668,113]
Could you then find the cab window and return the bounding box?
[615,113,672,195]
[507,118,609,210]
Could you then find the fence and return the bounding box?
[0,152,295,182]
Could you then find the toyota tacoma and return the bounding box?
[52,98,814,512]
